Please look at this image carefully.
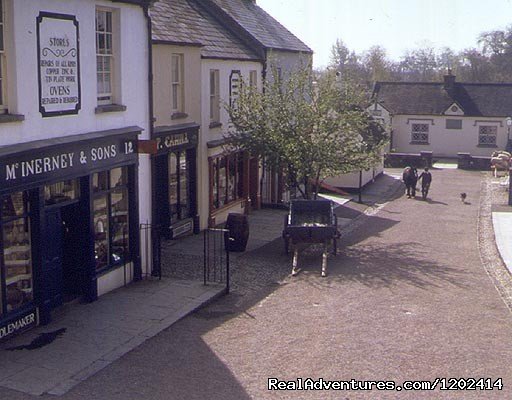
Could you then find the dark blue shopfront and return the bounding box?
[0,127,141,341]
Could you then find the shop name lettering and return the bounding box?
[157,133,189,149]
[5,143,134,181]
[0,313,36,339]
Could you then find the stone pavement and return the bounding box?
[0,278,226,396]
[0,172,402,397]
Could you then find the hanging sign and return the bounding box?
[37,12,81,117]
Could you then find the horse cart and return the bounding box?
[282,199,340,277]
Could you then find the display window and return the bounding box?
[44,179,80,205]
[211,153,244,210]
[93,167,130,271]
[168,151,191,221]
[1,191,33,316]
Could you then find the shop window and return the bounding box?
[93,167,130,271]
[211,153,244,210]
[96,8,115,105]
[169,151,191,222]
[44,179,80,205]
[1,191,33,316]
[0,0,7,113]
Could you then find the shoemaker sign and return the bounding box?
[37,12,81,117]
[0,309,37,342]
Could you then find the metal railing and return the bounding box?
[203,228,230,293]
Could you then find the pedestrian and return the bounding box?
[402,166,418,198]
[418,167,432,200]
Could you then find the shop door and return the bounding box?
[42,208,63,309]
[61,203,83,302]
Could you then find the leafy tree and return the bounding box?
[225,65,388,199]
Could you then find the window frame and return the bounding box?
[92,167,131,273]
[249,70,257,88]
[446,119,462,130]
[211,153,244,211]
[209,69,220,123]
[411,123,429,144]
[96,8,114,105]
[171,53,184,114]
[478,125,497,146]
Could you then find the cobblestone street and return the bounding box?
[2,168,512,400]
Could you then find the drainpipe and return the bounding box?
[143,2,156,279]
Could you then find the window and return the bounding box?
[96,9,114,105]
[0,0,6,112]
[93,167,130,271]
[411,123,429,144]
[209,69,220,123]
[211,153,244,210]
[479,125,497,146]
[249,70,257,88]
[1,191,33,316]
[171,54,184,114]
[446,119,462,129]
[168,151,191,222]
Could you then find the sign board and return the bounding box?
[0,134,138,192]
[0,308,38,342]
[37,12,81,117]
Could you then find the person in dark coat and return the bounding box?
[418,167,432,199]
[402,166,418,198]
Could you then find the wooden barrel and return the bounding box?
[225,213,249,252]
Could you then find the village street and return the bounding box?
[2,167,512,400]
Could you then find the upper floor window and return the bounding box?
[209,69,220,123]
[411,123,429,144]
[96,9,114,105]
[171,54,184,114]
[249,70,257,88]
[0,0,6,113]
[478,125,497,146]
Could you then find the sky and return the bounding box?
[257,0,512,69]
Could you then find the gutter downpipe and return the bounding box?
[144,2,156,279]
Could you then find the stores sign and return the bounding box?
[37,12,81,117]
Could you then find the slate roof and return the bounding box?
[373,79,512,117]
[150,0,260,61]
[202,0,312,53]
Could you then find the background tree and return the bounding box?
[225,66,388,199]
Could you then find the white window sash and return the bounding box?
[210,70,219,122]
[171,54,183,113]
[96,9,114,104]
[0,0,7,112]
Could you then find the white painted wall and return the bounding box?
[199,58,262,228]
[390,114,508,157]
[2,0,151,295]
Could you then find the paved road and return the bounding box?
[3,167,512,399]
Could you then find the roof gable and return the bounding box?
[372,80,512,117]
[200,0,312,54]
[150,0,260,61]
[443,102,465,116]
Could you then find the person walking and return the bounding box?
[402,166,418,198]
[418,167,432,200]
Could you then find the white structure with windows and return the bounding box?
[371,74,512,157]
[0,0,152,335]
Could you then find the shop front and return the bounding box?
[0,127,141,341]
[153,123,199,239]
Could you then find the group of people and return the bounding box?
[402,166,432,199]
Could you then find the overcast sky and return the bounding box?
[257,0,512,68]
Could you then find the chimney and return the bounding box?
[444,69,455,91]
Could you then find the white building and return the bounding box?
[0,0,152,340]
[370,73,512,158]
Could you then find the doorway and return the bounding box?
[43,201,85,309]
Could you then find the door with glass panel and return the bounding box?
[168,151,191,222]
